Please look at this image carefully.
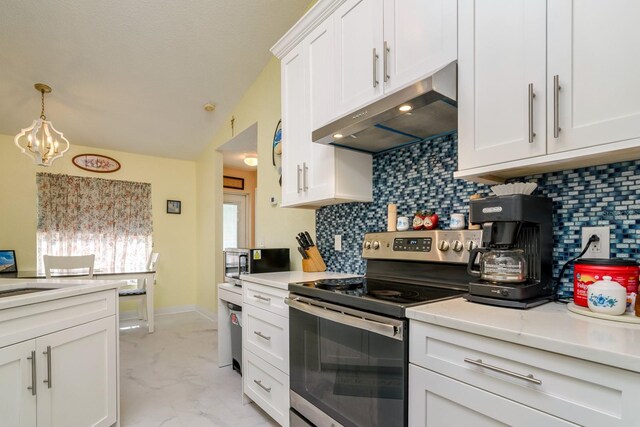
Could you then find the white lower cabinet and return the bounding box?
[0,290,118,427]
[242,279,289,427]
[409,365,576,427]
[409,321,640,426]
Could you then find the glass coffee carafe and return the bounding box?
[467,247,527,283]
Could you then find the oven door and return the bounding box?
[286,295,407,427]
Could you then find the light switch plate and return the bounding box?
[581,226,610,259]
[334,235,342,251]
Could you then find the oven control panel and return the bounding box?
[362,230,483,264]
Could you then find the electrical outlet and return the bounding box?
[581,226,610,259]
[334,235,342,251]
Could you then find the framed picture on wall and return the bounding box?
[0,250,17,273]
[167,200,181,214]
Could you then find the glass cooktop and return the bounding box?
[289,277,465,318]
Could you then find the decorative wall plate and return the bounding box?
[72,154,121,173]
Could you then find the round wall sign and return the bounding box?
[72,154,121,173]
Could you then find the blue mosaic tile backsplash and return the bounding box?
[315,132,640,298]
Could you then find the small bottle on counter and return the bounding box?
[387,203,397,231]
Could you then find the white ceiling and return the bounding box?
[0,0,308,160]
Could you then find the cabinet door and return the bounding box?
[383,0,457,93]
[458,0,547,170]
[308,20,336,131]
[409,365,578,427]
[547,0,640,153]
[37,317,116,427]
[0,341,37,427]
[281,45,306,207]
[334,0,384,115]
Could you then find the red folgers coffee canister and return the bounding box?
[574,258,639,307]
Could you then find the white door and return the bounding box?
[308,19,336,130]
[223,193,249,249]
[383,0,457,93]
[281,45,306,207]
[37,317,117,427]
[334,0,384,116]
[547,0,640,153]
[457,0,547,170]
[409,365,578,426]
[0,340,37,427]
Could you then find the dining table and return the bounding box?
[2,268,157,333]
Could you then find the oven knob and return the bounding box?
[372,241,380,250]
[364,241,372,250]
[465,240,478,251]
[451,240,463,252]
[437,240,450,251]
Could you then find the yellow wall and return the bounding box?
[196,57,316,313]
[223,168,257,247]
[0,134,197,310]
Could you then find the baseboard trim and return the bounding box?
[195,305,217,323]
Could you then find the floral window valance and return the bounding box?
[36,173,153,271]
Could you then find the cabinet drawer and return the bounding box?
[244,349,289,427]
[243,281,289,317]
[0,290,116,349]
[410,321,640,427]
[409,364,577,426]
[244,304,289,374]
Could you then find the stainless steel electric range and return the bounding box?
[286,229,482,427]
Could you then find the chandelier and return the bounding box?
[14,83,70,166]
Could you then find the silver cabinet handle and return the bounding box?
[528,83,536,143]
[383,41,390,82]
[254,331,271,341]
[553,75,561,138]
[296,165,302,194]
[253,294,271,303]
[464,358,542,385]
[372,48,379,88]
[43,345,52,389]
[27,351,36,396]
[254,379,272,393]
[303,162,308,192]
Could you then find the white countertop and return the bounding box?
[0,278,125,310]
[407,298,640,373]
[240,271,361,290]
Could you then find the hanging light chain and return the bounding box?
[40,89,46,120]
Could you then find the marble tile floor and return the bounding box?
[119,311,278,427]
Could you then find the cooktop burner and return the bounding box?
[290,277,465,318]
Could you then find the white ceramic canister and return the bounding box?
[587,276,627,315]
[450,213,465,230]
[396,216,409,231]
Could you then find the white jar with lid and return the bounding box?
[587,276,627,315]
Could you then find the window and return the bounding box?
[36,173,153,272]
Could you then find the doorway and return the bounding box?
[223,192,250,249]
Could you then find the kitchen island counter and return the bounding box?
[407,298,640,373]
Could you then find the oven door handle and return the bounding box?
[285,296,404,341]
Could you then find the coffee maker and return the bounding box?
[464,194,554,308]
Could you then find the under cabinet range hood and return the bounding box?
[313,62,458,154]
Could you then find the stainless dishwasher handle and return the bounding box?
[464,358,542,385]
[43,345,52,389]
[27,351,36,396]
[553,75,561,138]
[253,294,271,303]
[285,296,404,341]
[254,379,271,393]
[528,83,536,143]
[254,331,271,341]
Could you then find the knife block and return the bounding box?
[302,246,327,272]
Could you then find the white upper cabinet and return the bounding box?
[457,0,640,182]
[334,0,384,116]
[547,0,640,154]
[383,0,457,94]
[458,0,547,170]
[308,20,337,130]
[333,0,457,119]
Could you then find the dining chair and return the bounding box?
[119,252,159,333]
[43,254,95,279]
